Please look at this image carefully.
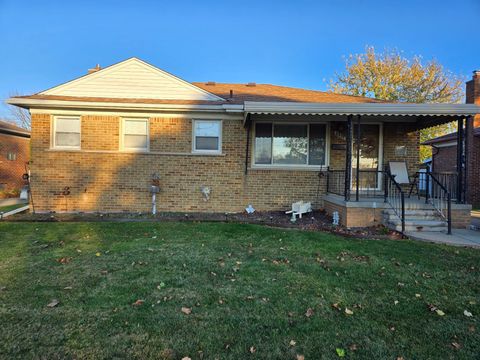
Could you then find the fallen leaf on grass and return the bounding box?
[451,342,461,350]
[181,307,192,315]
[349,344,358,351]
[47,299,60,308]
[331,303,341,311]
[57,257,72,264]
[394,300,399,305]
[132,299,144,306]
[181,357,191,360]
[415,294,421,298]
[305,308,314,317]
[296,355,304,360]
[344,308,353,315]
[336,348,345,357]
[436,309,445,316]
[249,346,256,353]
[289,340,296,346]
[95,252,101,257]
[157,282,166,289]
[63,286,73,290]
[464,310,473,317]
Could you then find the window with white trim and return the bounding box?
[53,116,81,149]
[193,120,222,153]
[254,122,327,166]
[122,118,149,151]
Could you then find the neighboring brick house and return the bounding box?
[423,71,480,207]
[7,58,479,228]
[0,120,30,195]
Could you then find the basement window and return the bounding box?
[254,122,327,167]
[121,118,149,152]
[193,120,222,153]
[53,116,81,149]
[7,152,16,161]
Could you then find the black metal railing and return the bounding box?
[352,170,384,199]
[327,169,385,200]
[425,171,452,235]
[326,168,345,196]
[384,170,405,233]
[417,171,458,202]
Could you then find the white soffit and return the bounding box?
[244,101,480,116]
[39,58,224,101]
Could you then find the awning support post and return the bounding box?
[344,115,352,201]
[456,117,464,203]
[355,115,361,202]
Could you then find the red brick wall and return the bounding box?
[0,133,30,191]
[431,145,457,173]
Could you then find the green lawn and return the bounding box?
[0,222,479,359]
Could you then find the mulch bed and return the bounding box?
[4,209,404,240]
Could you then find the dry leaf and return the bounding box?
[47,299,60,308]
[394,300,399,305]
[451,342,461,350]
[332,303,341,311]
[464,310,473,317]
[289,339,296,346]
[415,293,421,298]
[57,257,71,264]
[344,308,353,315]
[95,252,101,257]
[349,344,358,351]
[132,299,144,306]
[63,286,73,290]
[296,355,305,360]
[305,308,314,317]
[181,357,192,360]
[181,307,192,315]
[249,346,256,353]
[436,309,445,316]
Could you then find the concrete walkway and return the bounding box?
[406,229,480,248]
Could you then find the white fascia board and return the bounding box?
[244,101,480,116]
[7,97,244,113]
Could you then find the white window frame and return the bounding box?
[192,119,222,154]
[51,115,81,150]
[251,121,330,170]
[120,118,150,152]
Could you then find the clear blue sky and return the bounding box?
[1,0,479,118]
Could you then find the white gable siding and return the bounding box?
[40,58,223,101]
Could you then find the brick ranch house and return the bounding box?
[7,58,479,232]
[0,120,30,196]
[423,71,480,208]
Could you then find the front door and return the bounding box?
[352,124,382,190]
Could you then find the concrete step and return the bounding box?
[383,214,441,222]
[386,219,447,232]
[382,209,438,216]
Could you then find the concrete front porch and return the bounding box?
[323,193,472,230]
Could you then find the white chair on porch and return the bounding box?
[388,161,419,198]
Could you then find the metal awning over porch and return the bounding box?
[243,101,480,130]
[244,101,480,117]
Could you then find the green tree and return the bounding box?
[330,46,465,161]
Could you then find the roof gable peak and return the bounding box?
[39,58,224,101]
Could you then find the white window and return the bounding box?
[121,118,149,151]
[254,122,328,167]
[53,116,81,149]
[193,120,222,153]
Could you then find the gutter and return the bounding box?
[7,97,245,113]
